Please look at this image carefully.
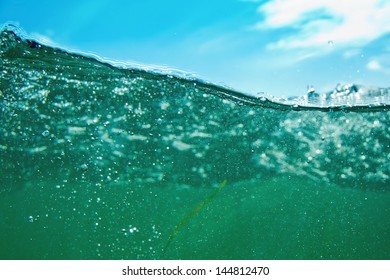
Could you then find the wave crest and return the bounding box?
[1,23,389,192]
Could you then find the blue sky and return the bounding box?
[1,0,390,97]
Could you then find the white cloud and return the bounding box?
[366,59,390,74]
[343,49,362,59]
[256,0,390,49]
[367,60,381,71]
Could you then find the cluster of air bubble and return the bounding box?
[1,26,389,194]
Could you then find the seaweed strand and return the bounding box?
[163,179,228,255]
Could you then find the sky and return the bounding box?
[1,0,390,97]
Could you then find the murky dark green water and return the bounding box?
[1,24,390,259]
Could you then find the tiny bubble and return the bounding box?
[42,130,50,137]
[80,164,88,172]
[328,40,334,46]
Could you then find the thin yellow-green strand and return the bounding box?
[163,179,228,254]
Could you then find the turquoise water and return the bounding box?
[1,24,390,259]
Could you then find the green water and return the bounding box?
[1,24,390,260]
[1,176,390,259]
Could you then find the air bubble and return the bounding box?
[80,164,88,172]
[42,130,50,137]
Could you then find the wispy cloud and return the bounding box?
[366,59,390,74]
[367,60,382,71]
[256,0,390,49]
